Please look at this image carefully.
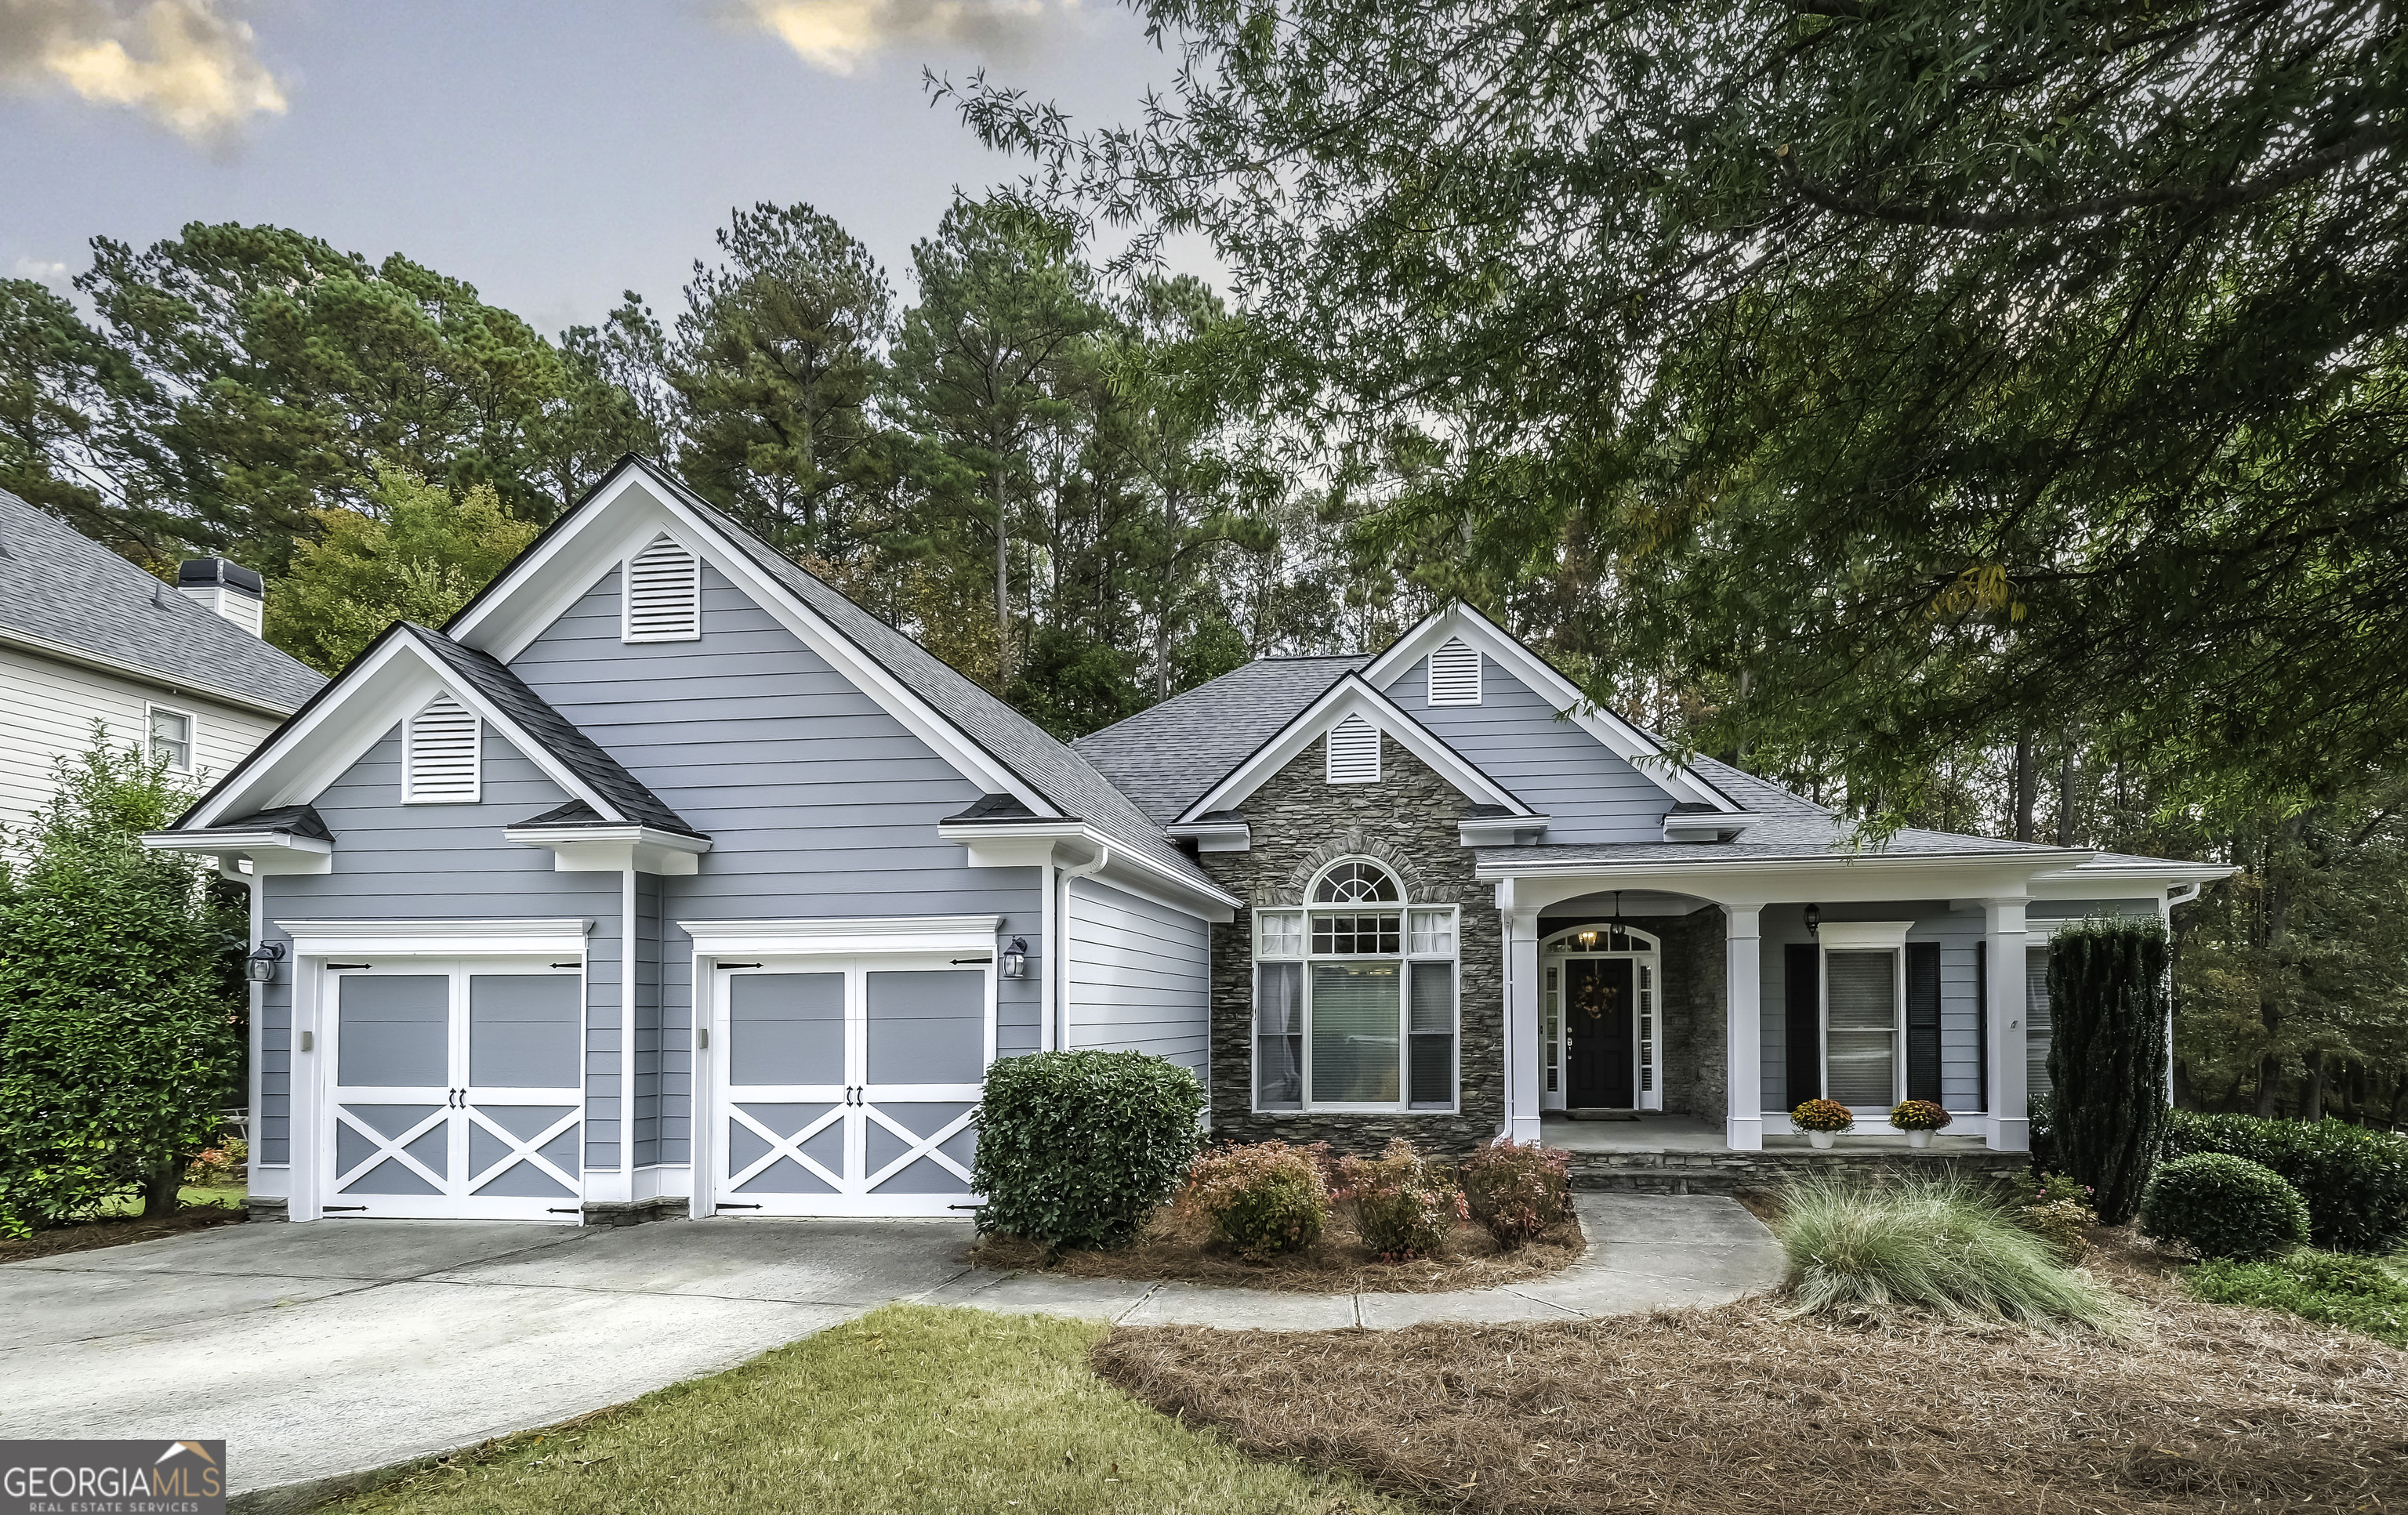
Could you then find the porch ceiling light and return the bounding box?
[245,941,285,984]
[1576,930,1598,949]
[1804,904,1822,938]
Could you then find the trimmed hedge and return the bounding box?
[2045,918,2170,1226]
[2162,1110,2408,1255]
[970,1050,1206,1252]
[2140,1152,2311,1258]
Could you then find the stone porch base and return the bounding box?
[1560,1145,2033,1196]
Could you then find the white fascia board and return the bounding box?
[0,624,306,719]
[937,818,1242,916]
[182,632,623,832]
[1460,816,1550,846]
[2026,859,2235,899]
[277,918,595,956]
[1360,604,1742,813]
[141,828,332,875]
[505,825,713,876]
[1663,811,1761,842]
[1478,849,2096,909]
[1168,817,1252,853]
[1176,675,1536,825]
[443,466,1050,816]
[679,915,1003,957]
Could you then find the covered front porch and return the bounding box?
[1482,846,2183,1156]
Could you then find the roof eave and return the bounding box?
[0,623,308,718]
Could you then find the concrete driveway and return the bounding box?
[0,1194,1782,1505]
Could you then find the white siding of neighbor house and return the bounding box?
[1064,879,1211,1081]
[1378,651,1675,843]
[0,643,282,835]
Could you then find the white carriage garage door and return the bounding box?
[321,959,586,1221]
[709,954,990,1218]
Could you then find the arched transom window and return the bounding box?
[1252,859,1457,1115]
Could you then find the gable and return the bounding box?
[1381,648,1677,846]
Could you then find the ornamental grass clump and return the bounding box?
[1335,1140,1463,1262]
[2139,1152,2311,1259]
[1460,1137,1572,1249]
[1773,1173,2127,1330]
[1173,1141,1329,1261]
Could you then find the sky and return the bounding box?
[0,0,1189,338]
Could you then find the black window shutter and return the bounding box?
[1906,942,1942,1104]
[1783,943,1821,1107]
[1975,940,1989,1111]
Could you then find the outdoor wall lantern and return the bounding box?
[245,941,285,984]
[1804,904,1822,938]
[999,937,1028,979]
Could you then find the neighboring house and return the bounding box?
[0,489,325,835]
[146,458,2225,1226]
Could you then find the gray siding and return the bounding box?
[1756,901,1987,1116]
[1065,879,1210,1079]
[254,725,620,1166]
[1379,652,1674,844]
[508,564,1043,1166]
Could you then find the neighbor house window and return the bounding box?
[1253,859,1457,1112]
[147,705,193,774]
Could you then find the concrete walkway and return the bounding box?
[1,1194,1780,1502]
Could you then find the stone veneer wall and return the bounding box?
[1198,733,1503,1154]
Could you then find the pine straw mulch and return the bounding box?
[970,1203,1585,1295]
[0,1201,245,1265]
[1093,1227,2408,1513]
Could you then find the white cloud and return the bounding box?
[735,0,1067,76]
[0,0,286,144]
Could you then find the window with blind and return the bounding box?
[1252,860,1457,1111]
[622,533,702,642]
[1824,950,1899,1107]
[403,694,481,803]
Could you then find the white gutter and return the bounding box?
[1474,847,2097,882]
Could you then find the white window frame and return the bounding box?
[1539,922,1663,1111]
[621,532,703,644]
[145,701,194,774]
[402,694,483,805]
[1816,920,1913,1114]
[1250,858,1459,1115]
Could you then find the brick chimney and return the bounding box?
[176,557,265,636]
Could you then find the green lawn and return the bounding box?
[93,1186,245,1217]
[2185,1249,2408,1349]
[324,1304,1412,1515]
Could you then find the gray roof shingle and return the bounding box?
[0,489,324,712]
[1070,655,1369,824]
[402,624,703,838]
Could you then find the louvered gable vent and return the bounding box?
[623,533,701,642]
[404,694,481,803]
[1427,636,1481,705]
[1325,714,1381,785]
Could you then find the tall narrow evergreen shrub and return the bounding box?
[2046,917,2170,1225]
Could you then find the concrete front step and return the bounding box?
[1562,1146,2032,1195]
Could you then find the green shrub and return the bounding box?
[1460,1137,1572,1249]
[1772,1173,2127,1328]
[2185,1251,2408,1349]
[2162,1109,2408,1254]
[2139,1152,2311,1258]
[2020,1199,2096,1262]
[1336,1140,1463,1261]
[2046,918,2170,1225]
[970,1050,1206,1252]
[0,734,245,1237]
[1173,1141,1329,1259]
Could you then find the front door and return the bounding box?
[322,960,586,1220]
[1565,957,1635,1108]
[711,955,990,1217]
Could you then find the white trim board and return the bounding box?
[1174,673,1539,825]
[678,915,1003,957]
[276,918,596,956]
[1359,602,1741,813]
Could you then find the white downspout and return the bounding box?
[1056,844,1110,1055]
[1038,859,1057,1053]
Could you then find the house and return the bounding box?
[144,458,2225,1224]
[0,488,325,835]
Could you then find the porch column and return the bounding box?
[1505,909,1542,1143]
[1984,897,2030,1151]
[1724,904,1764,1151]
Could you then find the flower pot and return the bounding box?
[1906,1129,1932,1149]
[1808,1130,1837,1151]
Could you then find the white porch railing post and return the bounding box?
[1724,904,1764,1151]
[1505,908,1542,1144]
[1985,897,2031,1151]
